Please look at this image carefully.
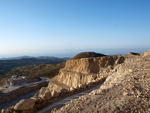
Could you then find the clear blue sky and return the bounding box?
[0,0,150,58]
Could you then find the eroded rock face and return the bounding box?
[54,52,150,113]
[14,99,35,111]
[33,56,125,101]
[56,56,125,88]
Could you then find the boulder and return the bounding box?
[34,87,47,98]
[69,87,75,92]
[1,109,5,113]
[51,90,59,98]
[14,99,35,111]
[40,91,51,100]
[60,88,69,94]
[31,97,42,104]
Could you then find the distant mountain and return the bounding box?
[36,56,70,61]
[72,52,106,60]
[36,56,58,59]
[0,56,34,60]
[0,56,71,60]
[8,62,66,78]
[0,56,70,75]
[127,52,140,55]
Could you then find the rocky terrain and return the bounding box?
[1,49,150,113]
[53,49,150,113]
[0,77,48,109]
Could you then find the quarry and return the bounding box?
[0,49,150,113]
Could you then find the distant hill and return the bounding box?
[0,56,70,60]
[72,52,106,60]
[7,62,66,78]
[0,57,70,75]
[127,52,140,55]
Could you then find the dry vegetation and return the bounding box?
[7,62,66,78]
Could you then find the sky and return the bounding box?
[0,0,150,58]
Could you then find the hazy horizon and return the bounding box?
[0,47,149,59]
[0,0,150,58]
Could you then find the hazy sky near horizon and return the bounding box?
[0,0,150,58]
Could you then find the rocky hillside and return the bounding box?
[2,50,150,113]
[54,49,150,113]
[0,57,68,75]
[8,62,66,78]
[56,55,124,88]
[33,55,125,100]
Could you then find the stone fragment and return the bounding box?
[70,87,75,92]
[60,88,69,94]
[31,97,42,104]
[1,109,5,113]
[40,91,51,100]
[51,90,59,98]
[14,99,35,111]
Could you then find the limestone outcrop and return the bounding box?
[53,51,150,113]
[56,55,125,88]
[33,55,125,101]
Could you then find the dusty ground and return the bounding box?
[53,55,150,113]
